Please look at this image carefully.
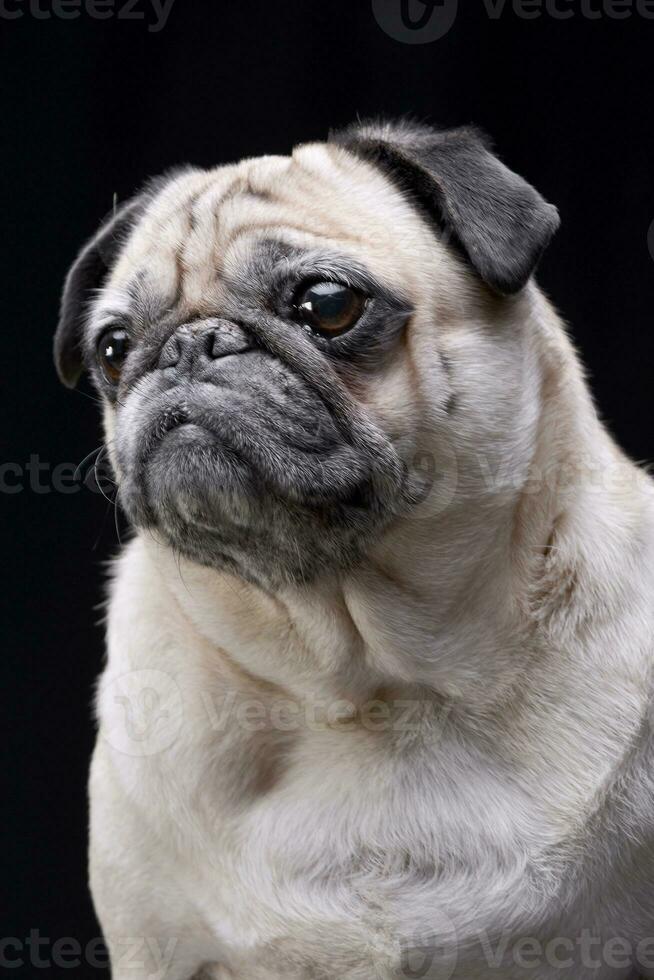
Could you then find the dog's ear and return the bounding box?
[54,195,147,388]
[330,119,560,295]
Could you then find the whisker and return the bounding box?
[93,448,117,506]
[75,445,104,482]
[73,383,130,412]
[72,387,104,408]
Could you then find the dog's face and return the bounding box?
[55,121,559,588]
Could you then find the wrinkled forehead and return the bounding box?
[105,143,440,321]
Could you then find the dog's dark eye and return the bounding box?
[296,282,366,336]
[97,328,130,384]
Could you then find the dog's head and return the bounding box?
[55,120,559,588]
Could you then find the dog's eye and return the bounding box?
[295,282,366,336]
[97,328,130,384]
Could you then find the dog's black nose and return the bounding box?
[158,319,253,372]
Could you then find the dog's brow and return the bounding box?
[234,239,412,309]
[88,286,132,328]
[96,307,129,325]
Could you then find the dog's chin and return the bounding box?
[146,424,261,529]
[119,422,396,588]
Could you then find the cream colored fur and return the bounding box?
[87,143,654,978]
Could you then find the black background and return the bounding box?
[2,0,653,973]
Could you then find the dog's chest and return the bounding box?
[101,672,588,979]
[95,543,646,979]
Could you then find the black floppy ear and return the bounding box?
[330,119,560,295]
[54,195,146,388]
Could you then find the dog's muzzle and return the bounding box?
[111,316,405,585]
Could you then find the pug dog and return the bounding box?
[55,121,654,980]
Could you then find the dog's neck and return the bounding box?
[145,468,524,708]
[143,291,651,716]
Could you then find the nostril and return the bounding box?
[158,320,253,371]
[159,336,182,370]
[210,322,254,359]
[210,331,224,360]
[204,329,218,359]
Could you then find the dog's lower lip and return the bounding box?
[160,421,208,441]
[157,406,190,438]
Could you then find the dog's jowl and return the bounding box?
[55,121,654,979]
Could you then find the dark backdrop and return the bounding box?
[2,1,653,973]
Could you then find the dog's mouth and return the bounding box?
[119,387,380,520]
[112,367,409,585]
[155,415,373,510]
[146,401,191,452]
